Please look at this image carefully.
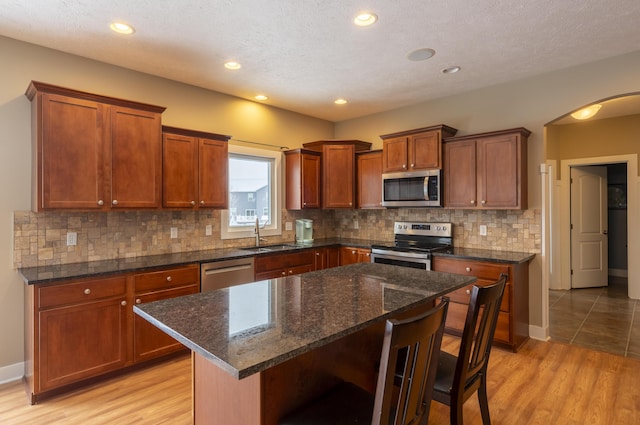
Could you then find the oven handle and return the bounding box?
[371,248,432,260]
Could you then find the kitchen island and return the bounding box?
[134,262,475,425]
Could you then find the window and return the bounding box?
[221,145,282,239]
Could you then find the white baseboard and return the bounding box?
[0,362,24,385]
[609,268,629,278]
[529,325,549,342]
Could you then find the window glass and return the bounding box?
[221,145,282,239]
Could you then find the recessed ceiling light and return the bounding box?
[407,48,436,61]
[442,66,461,74]
[334,98,348,105]
[109,21,135,35]
[255,94,268,101]
[354,12,378,26]
[571,104,602,120]
[224,61,242,70]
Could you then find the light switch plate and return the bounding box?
[353,220,359,229]
[285,222,293,231]
[205,224,212,236]
[170,227,178,239]
[479,225,487,236]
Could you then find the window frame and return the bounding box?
[221,145,282,240]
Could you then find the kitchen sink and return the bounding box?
[240,244,300,253]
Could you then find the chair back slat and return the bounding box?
[373,299,449,425]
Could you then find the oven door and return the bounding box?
[370,249,431,270]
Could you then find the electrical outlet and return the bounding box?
[479,225,487,236]
[170,227,178,239]
[285,221,293,231]
[353,220,359,229]
[205,224,212,236]
[66,232,77,246]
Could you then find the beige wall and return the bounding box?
[547,114,640,179]
[3,32,640,373]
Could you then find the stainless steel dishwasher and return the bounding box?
[200,257,255,292]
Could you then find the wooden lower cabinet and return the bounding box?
[340,247,372,265]
[431,256,529,352]
[24,264,199,403]
[133,265,199,362]
[313,246,341,270]
[254,250,315,280]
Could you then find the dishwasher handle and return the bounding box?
[203,263,254,276]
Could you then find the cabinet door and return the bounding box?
[38,297,128,391]
[382,136,408,172]
[199,138,228,208]
[357,151,383,209]
[163,132,198,208]
[134,284,199,362]
[39,93,107,210]
[301,153,321,208]
[477,134,525,209]
[322,144,355,208]
[410,131,441,170]
[443,140,477,208]
[313,247,341,270]
[110,106,162,208]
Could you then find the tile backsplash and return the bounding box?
[14,208,540,268]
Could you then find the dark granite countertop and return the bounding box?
[134,262,475,379]
[433,247,535,264]
[18,238,384,284]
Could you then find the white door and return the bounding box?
[570,166,608,288]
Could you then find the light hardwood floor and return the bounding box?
[1,337,639,425]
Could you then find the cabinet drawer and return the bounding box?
[134,264,199,293]
[432,257,510,281]
[444,301,510,343]
[255,251,315,273]
[446,283,511,312]
[39,276,127,309]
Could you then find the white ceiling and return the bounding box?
[2,0,640,122]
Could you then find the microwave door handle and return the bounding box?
[423,176,429,200]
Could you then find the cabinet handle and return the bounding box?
[352,250,356,254]
[303,202,307,206]
[200,200,205,205]
[112,199,118,206]
[166,276,172,282]
[97,200,104,206]
[481,200,486,205]
[366,253,370,257]
[136,298,142,304]
[316,252,320,256]
[281,271,286,276]
[349,202,352,206]
[470,200,475,205]
[191,200,196,206]
[121,300,127,306]
[83,288,91,295]
[402,164,407,169]
[465,267,471,272]
[410,163,415,168]
[466,289,471,295]
[288,270,293,274]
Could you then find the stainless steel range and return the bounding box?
[370,221,453,270]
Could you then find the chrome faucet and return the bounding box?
[255,217,267,247]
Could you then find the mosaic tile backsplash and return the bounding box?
[13,208,540,268]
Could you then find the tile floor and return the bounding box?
[549,277,640,359]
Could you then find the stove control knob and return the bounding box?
[441,226,447,231]
[403,225,407,229]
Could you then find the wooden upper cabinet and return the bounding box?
[302,140,372,209]
[26,81,166,212]
[380,125,457,173]
[285,149,321,210]
[38,93,106,210]
[357,150,383,209]
[322,144,355,208]
[162,126,230,209]
[443,128,530,209]
[110,106,162,209]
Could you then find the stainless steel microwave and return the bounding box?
[381,169,442,207]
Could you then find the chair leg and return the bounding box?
[450,398,464,425]
[478,377,491,425]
